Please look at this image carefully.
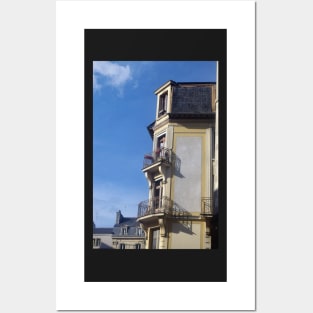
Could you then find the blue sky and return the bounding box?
[93,61,216,227]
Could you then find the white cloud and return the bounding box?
[93,61,132,92]
[93,74,101,91]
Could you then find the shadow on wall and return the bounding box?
[170,220,195,235]
[172,152,184,178]
[170,197,219,249]
[170,201,195,235]
[100,242,113,249]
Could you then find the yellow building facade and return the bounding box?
[137,80,217,249]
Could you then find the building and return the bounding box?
[93,223,114,249]
[112,210,146,249]
[137,80,218,249]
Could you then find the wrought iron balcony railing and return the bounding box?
[143,148,172,168]
[138,197,213,219]
[137,196,172,218]
[201,197,213,215]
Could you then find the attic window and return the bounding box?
[158,92,168,117]
[122,227,128,235]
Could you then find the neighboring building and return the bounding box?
[112,210,146,249]
[137,80,218,249]
[93,224,114,249]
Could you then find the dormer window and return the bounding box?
[158,92,168,117]
[121,226,128,235]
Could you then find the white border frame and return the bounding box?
[56,1,255,310]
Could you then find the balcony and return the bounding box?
[201,197,213,215]
[143,148,172,169]
[137,196,172,218]
[138,197,213,220]
[137,196,194,222]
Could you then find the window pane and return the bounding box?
[152,228,160,249]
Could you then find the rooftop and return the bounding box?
[93,227,114,235]
[154,80,216,94]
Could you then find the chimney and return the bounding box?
[116,210,123,224]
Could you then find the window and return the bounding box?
[135,244,141,250]
[137,228,142,236]
[156,134,166,158]
[158,92,168,117]
[120,243,125,250]
[121,227,128,235]
[151,228,160,249]
[153,180,163,210]
[93,238,101,247]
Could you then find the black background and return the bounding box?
[85,29,227,282]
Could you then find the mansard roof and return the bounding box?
[112,217,144,238]
[93,227,114,235]
[154,80,216,94]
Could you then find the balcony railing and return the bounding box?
[137,196,172,218]
[143,148,172,168]
[137,197,192,220]
[138,197,213,219]
[201,197,213,215]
